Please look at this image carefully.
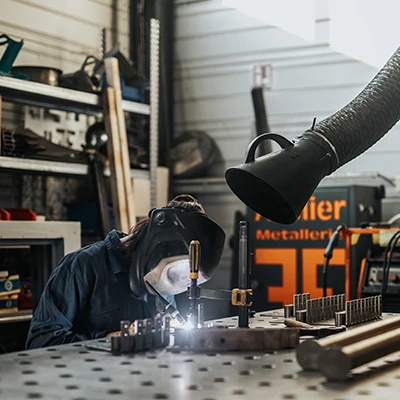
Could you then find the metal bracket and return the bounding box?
[231,288,253,306]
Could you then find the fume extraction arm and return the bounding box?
[226,47,400,224]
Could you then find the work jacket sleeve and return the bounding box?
[26,254,101,349]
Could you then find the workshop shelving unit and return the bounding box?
[0,59,157,326]
[0,75,151,179]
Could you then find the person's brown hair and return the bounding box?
[124,194,205,255]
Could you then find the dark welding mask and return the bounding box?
[129,207,226,298]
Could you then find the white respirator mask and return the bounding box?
[144,255,207,296]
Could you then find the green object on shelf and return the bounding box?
[0,34,24,77]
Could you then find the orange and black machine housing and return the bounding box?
[246,185,385,311]
[357,230,400,313]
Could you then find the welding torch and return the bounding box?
[145,281,186,325]
[187,240,201,327]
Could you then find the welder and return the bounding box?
[26,195,225,349]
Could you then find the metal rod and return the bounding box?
[345,233,351,301]
[320,326,400,381]
[149,18,160,208]
[197,303,204,328]
[296,315,400,371]
[238,221,249,328]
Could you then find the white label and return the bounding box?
[4,280,13,291]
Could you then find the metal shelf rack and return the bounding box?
[0,75,150,116]
[0,156,149,178]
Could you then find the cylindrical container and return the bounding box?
[12,66,62,86]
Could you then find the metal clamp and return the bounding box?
[231,288,253,306]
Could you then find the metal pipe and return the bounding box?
[345,233,351,301]
[296,316,400,371]
[320,326,400,381]
[149,18,160,209]
[238,221,249,328]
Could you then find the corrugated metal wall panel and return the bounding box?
[174,0,400,317]
[0,0,129,73]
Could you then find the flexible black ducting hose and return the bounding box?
[301,46,400,170]
[225,46,400,224]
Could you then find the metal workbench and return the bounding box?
[1,310,400,399]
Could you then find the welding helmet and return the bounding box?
[129,207,226,298]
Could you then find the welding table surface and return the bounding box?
[1,310,400,400]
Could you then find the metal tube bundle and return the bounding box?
[296,316,400,375]
[320,326,400,381]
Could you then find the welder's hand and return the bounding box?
[105,322,135,337]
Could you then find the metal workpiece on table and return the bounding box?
[284,304,294,318]
[335,311,346,327]
[345,296,382,326]
[293,293,310,314]
[320,326,400,381]
[295,310,307,323]
[173,327,299,352]
[296,315,400,371]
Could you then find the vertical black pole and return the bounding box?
[251,87,272,156]
[238,221,249,328]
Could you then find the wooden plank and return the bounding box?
[102,87,129,233]
[104,57,136,228]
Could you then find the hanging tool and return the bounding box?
[0,34,24,76]
[187,240,200,327]
[322,225,346,297]
[145,281,185,325]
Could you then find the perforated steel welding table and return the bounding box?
[1,310,400,400]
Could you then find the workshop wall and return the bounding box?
[0,0,129,218]
[0,0,130,128]
[173,0,400,317]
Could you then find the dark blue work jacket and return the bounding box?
[26,230,173,349]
